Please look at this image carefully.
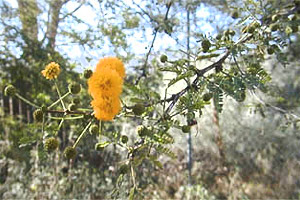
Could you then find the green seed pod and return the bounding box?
[64,146,76,159]
[160,54,168,63]
[68,83,81,94]
[267,47,275,55]
[72,97,80,105]
[4,85,16,96]
[121,135,128,144]
[201,39,211,53]
[132,103,145,116]
[203,93,213,101]
[33,109,43,122]
[137,125,148,137]
[68,103,77,111]
[89,124,99,135]
[231,11,239,19]
[247,26,255,33]
[181,125,191,133]
[83,69,93,79]
[270,23,279,32]
[41,105,47,113]
[44,137,59,152]
[216,34,222,40]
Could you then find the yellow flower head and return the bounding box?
[88,67,123,99]
[41,62,61,80]
[95,57,125,79]
[91,96,121,121]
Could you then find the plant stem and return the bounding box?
[73,121,92,148]
[54,80,66,111]
[48,91,70,109]
[130,164,136,188]
[15,93,39,108]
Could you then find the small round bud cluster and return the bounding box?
[64,146,76,159]
[137,125,149,137]
[160,54,168,63]
[224,29,235,37]
[181,125,191,133]
[68,83,81,94]
[201,39,211,53]
[44,137,59,152]
[270,23,279,32]
[41,105,47,113]
[203,93,213,102]
[68,103,77,111]
[89,124,99,135]
[33,109,43,122]
[121,135,128,144]
[132,103,145,116]
[231,11,239,19]
[83,69,93,79]
[4,85,16,96]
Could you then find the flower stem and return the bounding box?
[73,121,92,148]
[130,164,136,188]
[48,91,70,109]
[54,80,66,111]
[15,93,39,108]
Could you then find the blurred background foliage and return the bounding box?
[1,0,300,199]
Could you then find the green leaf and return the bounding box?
[130,98,145,103]
[168,70,194,87]
[128,187,136,200]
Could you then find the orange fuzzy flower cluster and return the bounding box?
[88,57,125,121]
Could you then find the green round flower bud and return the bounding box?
[181,125,191,133]
[267,47,275,55]
[44,137,59,152]
[270,23,279,32]
[89,124,99,135]
[216,34,222,40]
[72,97,80,105]
[68,103,77,111]
[41,105,47,113]
[137,125,148,137]
[201,39,211,53]
[247,26,255,33]
[203,93,213,101]
[83,69,93,79]
[64,146,76,159]
[68,83,81,94]
[4,85,16,96]
[33,109,43,122]
[231,11,239,19]
[132,103,145,116]
[160,54,168,63]
[121,135,128,144]
[119,164,129,174]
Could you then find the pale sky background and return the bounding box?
[7,0,231,72]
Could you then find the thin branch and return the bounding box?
[59,1,84,21]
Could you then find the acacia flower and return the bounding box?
[91,97,121,121]
[95,57,125,79]
[88,67,123,99]
[41,62,61,80]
